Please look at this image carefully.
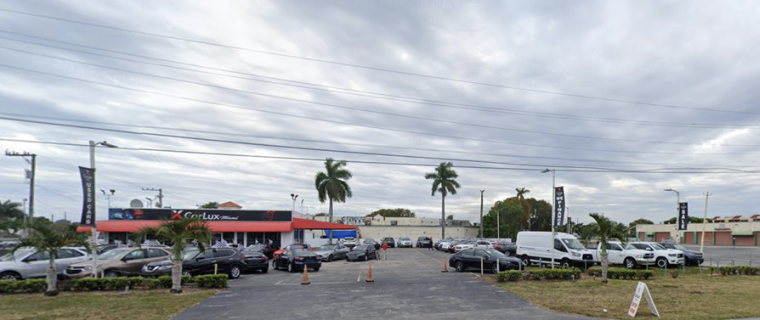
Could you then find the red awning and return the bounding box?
[291,218,358,230]
[80,220,292,233]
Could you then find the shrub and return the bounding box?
[585,267,653,280]
[521,268,581,281]
[72,278,105,291]
[719,266,760,276]
[0,279,46,293]
[497,270,522,282]
[157,276,173,288]
[194,274,228,288]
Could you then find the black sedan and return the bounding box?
[241,246,269,273]
[347,245,379,261]
[273,247,322,272]
[141,248,246,279]
[449,248,521,273]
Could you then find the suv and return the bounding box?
[382,237,396,248]
[397,237,413,248]
[416,236,433,248]
[141,248,246,279]
[66,247,171,278]
[627,242,684,268]
[343,237,357,248]
[660,242,704,266]
[1,247,89,280]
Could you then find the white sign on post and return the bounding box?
[629,282,659,317]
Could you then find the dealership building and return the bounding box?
[77,201,357,247]
[635,215,760,246]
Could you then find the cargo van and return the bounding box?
[516,231,594,268]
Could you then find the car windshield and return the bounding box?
[0,249,34,261]
[672,244,687,250]
[561,238,586,250]
[400,237,410,241]
[182,250,201,261]
[318,245,336,251]
[98,249,128,260]
[353,245,368,251]
[484,250,506,258]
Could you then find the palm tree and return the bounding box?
[589,213,627,284]
[425,162,461,239]
[515,188,531,226]
[132,216,211,293]
[314,158,353,244]
[11,220,90,296]
[0,200,25,219]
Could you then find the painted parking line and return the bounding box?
[357,271,362,282]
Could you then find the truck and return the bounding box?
[591,241,655,269]
[516,231,595,268]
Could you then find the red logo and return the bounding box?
[170,211,183,220]
[263,211,275,221]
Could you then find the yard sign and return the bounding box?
[629,282,659,317]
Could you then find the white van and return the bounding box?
[516,231,594,268]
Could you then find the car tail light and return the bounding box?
[295,257,304,260]
[316,256,322,260]
[262,257,268,261]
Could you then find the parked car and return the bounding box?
[382,237,396,248]
[454,241,476,253]
[437,238,454,251]
[141,248,246,279]
[473,240,493,250]
[273,243,311,260]
[66,247,171,278]
[315,244,350,262]
[590,241,655,269]
[343,237,357,248]
[362,239,377,246]
[449,248,521,273]
[347,245,379,261]
[0,247,89,280]
[448,240,466,253]
[241,246,270,273]
[273,247,322,272]
[495,242,516,256]
[397,237,413,248]
[516,231,594,268]
[627,242,684,268]
[416,236,433,248]
[660,242,704,266]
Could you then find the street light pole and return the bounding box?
[480,190,485,238]
[700,192,711,254]
[89,140,118,277]
[664,188,680,242]
[301,199,304,213]
[542,168,556,269]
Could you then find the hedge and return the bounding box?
[586,267,654,280]
[0,274,226,294]
[497,270,522,282]
[716,266,760,276]
[497,268,582,282]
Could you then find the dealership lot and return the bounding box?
[173,248,590,320]
[683,245,760,266]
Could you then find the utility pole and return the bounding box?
[5,150,36,221]
[479,190,485,238]
[143,187,163,208]
[566,207,572,233]
[700,192,711,254]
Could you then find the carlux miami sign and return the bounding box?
[109,208,292,222]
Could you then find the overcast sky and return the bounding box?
[1,0,759,226]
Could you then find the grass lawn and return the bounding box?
[492,269,760,320]
[0,289,216,320]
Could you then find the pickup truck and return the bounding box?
[592,241,655,269]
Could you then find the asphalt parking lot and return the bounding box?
[173,248,590,320]
[683,245,760,266]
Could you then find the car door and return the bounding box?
[137,249,170,275]
[55,249,86,273]
[190,251,215,274]
[121,249,150,275]
[472,249,490,269]
[336,244,348,259]
[21,251,51,278]
[214,249,237,272]
[607,243,623,264]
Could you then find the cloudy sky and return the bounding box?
[1,0,759,226]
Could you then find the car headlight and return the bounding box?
[158,265,172,270]
[570,251,581,257]
[82,266,92,271]
[668,254,677,257]
[634,254,641,258]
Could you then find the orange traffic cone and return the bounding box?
[441,258,448,272]
[366,263,374,282]
[301,266,311,285]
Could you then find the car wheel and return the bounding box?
[327,254,333,262]
[490,263,499,274]
[229,265,242,279]
[363,255,368,261]
[521,256,531,267]
[560,259,571,269]
[313,266,320,272]
[261,266,269,273]
[656,257,667,268]
[287,262,295,273]
[455,261,464,272]
[0,272,21,281]
[104,270,120,277]
[624,258,636,269]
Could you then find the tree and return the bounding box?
[366,208,416,218]
[482,202,523,239]
[424,162,461,239]
[199,201,219,209]
[572,222,597,247]
[629,218,654,228]
[446,215,453,220]
[515,187,531,223]
[588,213,627,284]
[0,200,25,220]
[315,158,353,244]
[525,198,552,231]
[664,216,712,224]
[11,220,89,296]
[315,212,329,217]
[132,216,211,293]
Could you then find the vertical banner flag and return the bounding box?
[554,186,565,227]
[79,167,96,226]
[678,202,689,231]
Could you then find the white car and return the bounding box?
[397,237,413,248]
[343,237,357,247]
[439,239,455,251]
[627,242,684,268]
[593,241,655,269]
[454,241,475,253]
[0,247,90,280]
[474,240,494,250]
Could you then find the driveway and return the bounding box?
[173,248,590,320]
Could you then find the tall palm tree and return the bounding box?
[132,216,211,293]
[11,220,90,296]
[589,213,627,284]
[315,158,353,244]
[0,200,25,219]
[515,188,531,227]
[425,162,461,239]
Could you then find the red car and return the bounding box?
[272,243,311,261]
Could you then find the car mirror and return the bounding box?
[196,257,205,261]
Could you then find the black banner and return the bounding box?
[108,208,292,222]
[554,186,565,227]
[79,167,95,226]
[678,202,689,230]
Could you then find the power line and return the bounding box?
[0,7,756,115]
[5,45,748,147]
[0,30,752,130]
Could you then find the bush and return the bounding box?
[157,276,173,288]
[497,270,522,282]
[72,278,105,291]
[194,274,228,288]
[0,279,46,293]
[521,268,582,281]
[586,267,653,280]
[719,266,760,276]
